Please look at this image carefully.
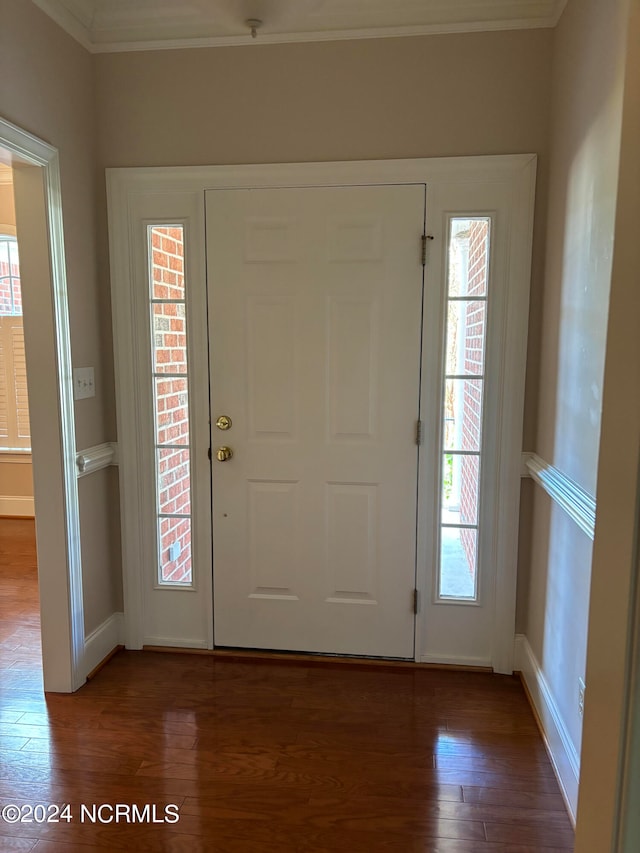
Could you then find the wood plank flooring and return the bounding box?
[0,518,574,851]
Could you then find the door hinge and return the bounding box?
[413,588,419,614]
[416,419,423,446]
[421,233,434,266]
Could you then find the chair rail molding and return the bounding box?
[76,442,118,477]
[524,453,596,540]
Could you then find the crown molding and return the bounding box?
[32,0,94,51]
[552,0,570,25]
[31,0,566,54]
[91,17,560,54]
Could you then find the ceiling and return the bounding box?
[32,0,567,53]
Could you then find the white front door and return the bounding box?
[206,185,425,658]
[109,155,535,670]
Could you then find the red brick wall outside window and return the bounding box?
[150,226,192,585]
[459,220,489,577]
[0,238,22,316]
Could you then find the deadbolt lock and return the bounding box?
[216,415,232,431]
[216,446,233,462]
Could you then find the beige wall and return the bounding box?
[536,0,627,493]
[79,468,122,635]
[0,183,15,225]
[95,28,554,449]
[575,1,640,848]
[96,31,552,167]
[0,0,122,629]
[0,461,33,498]
[2,2,105,450]
[524,0,629,777]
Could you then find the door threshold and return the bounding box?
[142,645,492,672]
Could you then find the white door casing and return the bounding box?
[1,116,86,693]
[107,155,536,671]
[207,185,425,658]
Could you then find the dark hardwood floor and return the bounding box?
[0,517,574,851]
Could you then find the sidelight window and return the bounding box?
[148,225,193,586]
[438,217,491,601]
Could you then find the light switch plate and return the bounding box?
[73,367,95,400]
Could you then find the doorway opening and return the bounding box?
[0,163,41,691]
[0,117,85,693]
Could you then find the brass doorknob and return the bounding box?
[216,446,233,462]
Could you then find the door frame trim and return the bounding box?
[107,154,536,669]
[0,116,85,692]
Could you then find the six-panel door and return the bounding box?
[206,185,425,658]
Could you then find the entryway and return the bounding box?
[108,155,535,672]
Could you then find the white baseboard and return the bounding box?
[420,652,492,668]
[0,495,35,516]
[83,612,124,678]
[143,636,208,649]
[514,633,580,822]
